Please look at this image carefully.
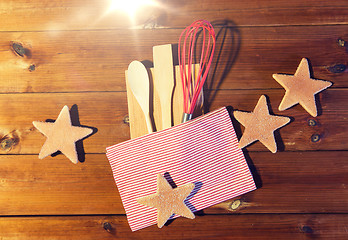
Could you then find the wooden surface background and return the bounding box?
[0,0,347,239]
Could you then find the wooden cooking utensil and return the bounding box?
[153,44,175,130]
[127,61,153,134]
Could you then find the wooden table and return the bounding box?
[0,0,346,239]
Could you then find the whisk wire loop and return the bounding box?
[178,20,216,119]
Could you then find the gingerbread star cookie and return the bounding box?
[234,95,290,153]
[272,58,332,117]
[33,105,93,164]
[137,174,195,228]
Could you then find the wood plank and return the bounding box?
[0,89,345,154]
[206,89,347,152]
[210,151,348,214]
[0,92,129,155]
[0,0,347,31]
[0,214,346,239]
[0,154,121,215]
[0,151,346,215]
[0,25,346,93]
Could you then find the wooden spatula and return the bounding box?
[153,44,175,130]
[127,61,153,134]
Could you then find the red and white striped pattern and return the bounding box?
[106,107,256,231]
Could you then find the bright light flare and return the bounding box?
[109,0,158,17]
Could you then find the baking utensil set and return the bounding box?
[126,20,216,136]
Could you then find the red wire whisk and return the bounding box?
[178,20,216,122]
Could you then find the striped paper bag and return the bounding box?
[106,107,256,231]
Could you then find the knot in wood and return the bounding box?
[103,222,112,232]
[230,199,241,210]
[328,64,346,73]
[123,115,130,125]
[307,119,317,126]
[1,138,15,150]
[0,131,20,151]
[301,225,313,233]
[29,64,36,72]
[337,38,346,47]
[12,42,25,57]
[311,134,320,143]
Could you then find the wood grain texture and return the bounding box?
[0,89,344,154]
[0,154,120,215]
[0,0,346,31]
[0,214,346,239]
[0,92,129,154]
[0,0,347,238]
[211,151,348,214]
[152,44,175,131]
[206,89,347,152]
[0,151,345,215]
[0,25,346,93]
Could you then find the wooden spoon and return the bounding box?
[127,61,153,134]
[153,44,175,130]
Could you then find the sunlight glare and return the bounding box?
[109,0,157,17]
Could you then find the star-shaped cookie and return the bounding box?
[33,105,93,164]
[272,58,332,117]
[137,174,195,228]
[234,95,290,153]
